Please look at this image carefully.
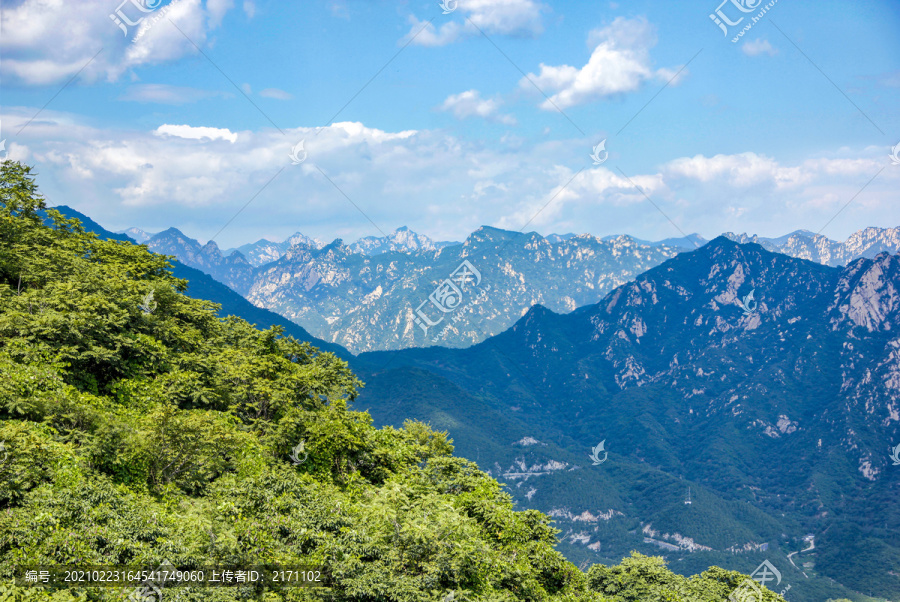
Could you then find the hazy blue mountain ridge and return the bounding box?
[349,237,900,601]
[114,219,900,354]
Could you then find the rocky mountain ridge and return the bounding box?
[225,232,326,267]
[110,220,900,354]
[246,226,687,353]
[724,226,900,267]
[346,225,458,255]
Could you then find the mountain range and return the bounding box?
[114,219,900,355]
[724,227,900,267]
[226,232,326,266]
[245,228,690,353]
[118,224,701,353]
[348,237,900,602]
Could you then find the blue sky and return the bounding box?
[1,0,899,248]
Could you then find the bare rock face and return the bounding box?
[243,228,685,353]
[835,254,900,332]
[724,226,900,267]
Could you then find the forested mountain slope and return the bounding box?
[0,161,790,600]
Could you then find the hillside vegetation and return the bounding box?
[0,160,782,601]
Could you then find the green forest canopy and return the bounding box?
[0,160,783,601]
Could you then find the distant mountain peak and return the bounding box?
[156,226,188,238]
[119,227,156,243]
[467,226,521,244]
[347,227,458,256]
[546,232,578,243]
[226,232,326,267]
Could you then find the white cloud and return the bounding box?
[521,17,684,110]
[663,153,807,188]
[2,107,896,246]
[155,124,238,143]
[243,1,256,18]
[207,0,234,28]
[742,38,778,57]
[0,0,240,86]
[327,122,418,143]
[661,153,883,191]
[403,17,463,47]
[259,88,294,100]
[494,166,664,231]
[403,0,545,46]
[439,90,517,125]
[462,0,544,36]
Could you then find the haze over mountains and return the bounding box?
[723,228,900,267]
[209,227,454,267]
[113,217,900,354]
[351,237,900,602]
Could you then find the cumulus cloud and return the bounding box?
[1,106,895,246]
[439,90,517,125]
[663,153,808,188]
[155,124,238,143]
[462,0,545,36]
[0,0,240,86]
[493,166,665,231]
[521,17,685,110]
[403,17,464,47]
[742,38,778,57]
[403,0,545,46]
